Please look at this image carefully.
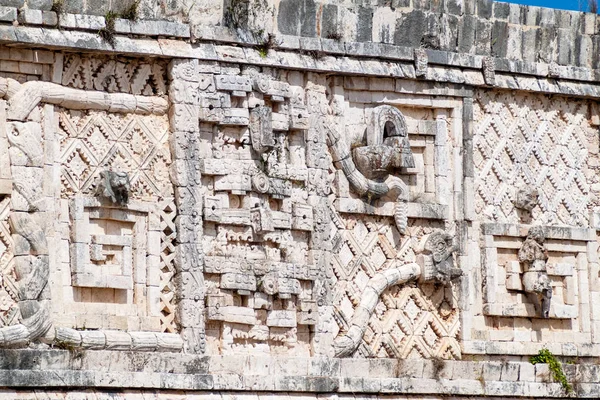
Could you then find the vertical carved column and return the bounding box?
[0,101,11,195]
[168,59,205,353]
[305,74,335,356]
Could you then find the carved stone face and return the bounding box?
[528,226,545,243]
[514,188,539,211]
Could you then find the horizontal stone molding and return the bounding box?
[0,351,595,397]
[1,26,600,100]
[54,327,183,352]
[0,77,168,121]
[481,223,596,242]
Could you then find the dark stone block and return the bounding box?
[422,12,441,49]
[536,26,557,63]
[492,2,509,20]
[430,0,444,13]
[458,14,476,53]
[276,0,318,37]
[357,6,373,42]
[413,0,430,10]
[300,0,317,37]
[279,0,317,37]
[307,377,339,392]
[392,0,410,7]
[0,0,24,7]
[321,4,338,38]
[476,0,492,19]
[474,19,491,55]
[557,28,574,65]
[84,0,109,15]
[277,0,301,35]
[491,20,508,57]
[26,0,52,11]
[446,14,460,51]
[447,0,463,15]
[393,10,426,48]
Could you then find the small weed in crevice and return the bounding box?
[325,29,343,41]
[99,11,118,47]
[51,0,64,15]
[121,0,140,21]
[254,33,280,58]
[530,348,574,395]
[98,2,139,48]
[51,0,65,28]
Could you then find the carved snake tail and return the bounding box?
[333,263,421,357]
[385,176,409,235]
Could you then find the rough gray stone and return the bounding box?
[356,7,373,43]
[394,9,426,48]
[447,0,463,15]
[493,2,509,20]
[0,0,23,7]
[321,4,339,39]
[26,0,52,10]
[476,0,492,19]
[0,6,16,21]
[491,21,508,57]
[277,0,317,37]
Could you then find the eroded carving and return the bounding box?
[514,187,539,211]
[96,170,131,206]
[333,229,460,358]
[518,226,552,318]
[326,105,414,234]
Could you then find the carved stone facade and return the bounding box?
[2,0,600,397]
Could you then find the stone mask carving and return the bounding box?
[514,187,539,211]
[96,170,131,206]
[518,226,552,318]
[420,231,461,284]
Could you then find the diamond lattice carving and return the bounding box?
[474,91,592,226]
[159,200,178,333]
[0,197,19,327]
[58,110,173,200]
[332,213,460,359]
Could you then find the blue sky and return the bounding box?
[504,0,590,11]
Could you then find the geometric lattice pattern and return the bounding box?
[473,91,592,226]
[331,213,460,359]
[158,200,178,333]
[0,197,19,327]
[61,54,168,95]
[57,110,173,200]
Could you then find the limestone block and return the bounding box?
[221,273,257,291]
[292,203,314,231]
[169,104,199,133]
[266,310,297,328]
[289,104,309,130]
[216,306,257,325]
[214,174,251,194]
[221,108,250,126]
[272,112,289,131]
[104,330,133,351]
[251,206,275,233]
[298,300,318,325]
[215,75,252,92]
[168,80,201,105]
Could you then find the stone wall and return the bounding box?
[1,0,600,399]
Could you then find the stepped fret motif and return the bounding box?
[473,91,592,226]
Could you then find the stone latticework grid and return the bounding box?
[331,213,460,359]
[473,91,593,227]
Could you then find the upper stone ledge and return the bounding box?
[1,0,599,70]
